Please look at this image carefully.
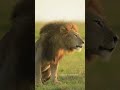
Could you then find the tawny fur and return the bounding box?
[35,22,84,84]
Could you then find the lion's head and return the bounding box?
[39,22,84,61]
[86,0,119,61]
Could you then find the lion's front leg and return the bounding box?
[35,48,42,85]
[50,62,61,84]
[35,60,42,85]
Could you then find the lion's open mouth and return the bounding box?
[76,45,83,48]
[69,45,83,51]
[99,46,114,52]
[73,45,84,52]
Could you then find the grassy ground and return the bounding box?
[35,21,85,90]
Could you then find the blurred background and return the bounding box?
[0,0,16,39]
[86,0,120,90]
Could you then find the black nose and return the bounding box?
[113,35,119,43]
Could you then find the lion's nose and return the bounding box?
[113,35,119,43]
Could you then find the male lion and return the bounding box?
[86,0,119,61]
[35,22,84,84]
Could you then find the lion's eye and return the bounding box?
[93,19,103,27]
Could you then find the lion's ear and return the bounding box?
[60,26,67,33]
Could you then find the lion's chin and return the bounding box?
[86,49,113,61]
[98,50,113,61]
[67,47,82,53]
[98,46,116,61]
[74,47,82,52]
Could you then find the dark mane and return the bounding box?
[37,22,79,62]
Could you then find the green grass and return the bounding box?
[35,21,85,90]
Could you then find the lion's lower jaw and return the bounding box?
[74,44,84,52]
[67,47,83,53]
[75,48,82,52]
[98,50,113,61]
[86,50,113,61]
